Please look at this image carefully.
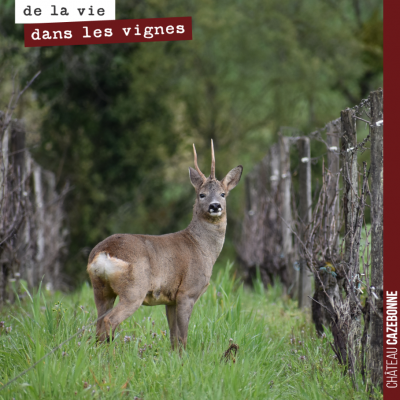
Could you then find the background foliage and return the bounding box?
[0,0,382,285]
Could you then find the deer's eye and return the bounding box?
[200,194,206,198]
[221,193,225,198]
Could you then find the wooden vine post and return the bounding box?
[341,108,361,374]
[279,135,295,295]
[326,119,340,257]
[297,137,312,308]
[368,89,384,390]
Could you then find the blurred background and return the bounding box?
[0,0,383,287]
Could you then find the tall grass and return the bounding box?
[0,262,378,399]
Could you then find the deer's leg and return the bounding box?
[103,287,147,340]
[166,305,179,350]
[95,294,116,342]
[176,296,195,350]
[92,279,117,342]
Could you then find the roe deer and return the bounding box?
[87,140,242,349]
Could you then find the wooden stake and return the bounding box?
[279,135,294,294]
[368,89,383,391]
[326,119,340,257]
[297,137,312,308]
[341,107,361,377]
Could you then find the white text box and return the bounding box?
[16,0,115,24]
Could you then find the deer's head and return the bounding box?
[189,140,243,222]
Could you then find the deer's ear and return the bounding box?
[221,165,243,192]
[189,167,204,189]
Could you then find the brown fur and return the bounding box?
[87,142,242,349]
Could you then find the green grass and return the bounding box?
[0,263,378,399]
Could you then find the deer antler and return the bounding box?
[210,139,216,179]
[193,144,206,181]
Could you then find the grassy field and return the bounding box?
[0,263,380,399]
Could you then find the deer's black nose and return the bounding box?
[209,203,222,213]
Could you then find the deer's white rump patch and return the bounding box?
[88,252,128,280]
